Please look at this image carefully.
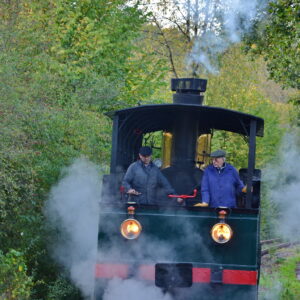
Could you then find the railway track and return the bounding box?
[260,238,300,257]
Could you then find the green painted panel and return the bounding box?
[98,207,259,268]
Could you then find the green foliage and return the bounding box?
[259,272,283,299]
[279,255,300,299]
[0,0,167,113]
[0,96,111,297]
[288,93,300,126]
[260,250,300,300]
[0,1,295,298]
[0,1,169,298]
[244,0,300,89]
[0,97,111,240]
[260,182,278,239]
[47,276,81,300]
[0,250,33,299]
[206,46,287,169]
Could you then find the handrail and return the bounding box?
[168,189,197,199]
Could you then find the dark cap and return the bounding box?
[210,149,226,158]
[139,146,152,156]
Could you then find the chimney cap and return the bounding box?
[171,78,207,93]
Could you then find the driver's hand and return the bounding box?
[127,189,141,195]
[177,197,184,204]
[193,202,209,207]
[242,185,253,193]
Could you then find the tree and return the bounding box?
[205,45,289,169]
[0,1,169,298]
[0,0,167,111]
[244,0,300,90]
[137,0,266,77]
[137,0,223,77]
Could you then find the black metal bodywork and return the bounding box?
[104,103,263,205]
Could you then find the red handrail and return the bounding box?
[168,189,197,199]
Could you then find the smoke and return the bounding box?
[263,132,300,242]
[188,32,229,74]
[187,0,268,74]
[103,278,173,300]
[96,207,213,300]
[44,158,213,299]
[259,274,282,300]
[44,158,102,297]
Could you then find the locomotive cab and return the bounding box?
[102,78,263,209]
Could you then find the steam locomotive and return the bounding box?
[94,78,263,299]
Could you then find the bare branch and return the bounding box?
[153,15,178,78]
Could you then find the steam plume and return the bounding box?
[187,0,268,74]
[44,158,101,297]
[44,157,213,299]
[264,132,300,242]
[103,278,173,300]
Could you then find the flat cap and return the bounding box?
[210,149,226,158]
[139,146,152,156]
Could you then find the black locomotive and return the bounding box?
[94,78,263,300]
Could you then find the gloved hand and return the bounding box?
[193,202,209,207]
[177,197,184,204]
[127,189,141,195]
[242,185,253,193]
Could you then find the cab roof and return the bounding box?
[107,104,264,137]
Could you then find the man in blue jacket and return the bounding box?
[122,146,182,205]
[197,150,245,208]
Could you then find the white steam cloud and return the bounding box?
[258,275,282,300]
[44,158,102,297]
[103,278,173,300]
[264,132,300,242]
[187,0,268,73]
[44,158,213,299]
[97,209,212,299]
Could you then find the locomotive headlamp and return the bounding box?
[211,223,233,243]
[211,209,233,243]
[120,219,142,239]
[120,206,142,239]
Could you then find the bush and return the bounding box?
[46,276,81,300]
[0,250,33,299]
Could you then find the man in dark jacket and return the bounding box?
[122,146,180,205]
[197,150,245,208]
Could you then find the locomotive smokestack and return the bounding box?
[169,78,207,171]
[171,78,207,105]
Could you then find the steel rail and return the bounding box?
[261,241,300,257]
[260,238,282,246]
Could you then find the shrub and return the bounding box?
[0,250,33,299]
